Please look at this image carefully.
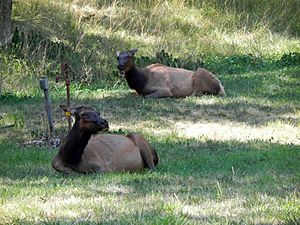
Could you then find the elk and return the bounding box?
[52,105,158,174]
[116,48,226,98]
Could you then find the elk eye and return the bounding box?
[80,113,87,118]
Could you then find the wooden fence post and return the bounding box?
[39,77,54,136]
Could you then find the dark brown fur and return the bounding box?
[125,66,148,95]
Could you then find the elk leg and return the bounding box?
[75,161,107,173]
[51,156,73,174]
[127,133,158,171]
[144,89,172,98]
[192,69,226,96]
[88,161,106,173]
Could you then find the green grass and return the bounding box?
[1,0,300,224]
[1,66,300,224]
[0,137,299,224]
[1,0,299,93]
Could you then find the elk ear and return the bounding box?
[130,48,138,55]
[59,104,77,115]
[59,104,68,112]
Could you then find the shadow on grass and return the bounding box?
[1,81,299,146]
[0,137,298,195]
[3,210,242,225]
[77,91,299,127]
[0,135,298,224]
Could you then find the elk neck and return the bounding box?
[125,65,147,95]
[59,120,92,165]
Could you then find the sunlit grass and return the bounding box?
[6,0,300,93]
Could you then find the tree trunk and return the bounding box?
[0,0,12,46]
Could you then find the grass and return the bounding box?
[0,0,300,224]
[1,0,299,93]
[0,138,299,224]
[1,66,300,224]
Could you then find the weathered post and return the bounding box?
[56,61,74,130]
[40,77,54,136]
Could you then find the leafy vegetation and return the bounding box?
[0,0,299,224]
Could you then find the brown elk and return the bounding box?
[116,48,225,98]
[51,105,158,174]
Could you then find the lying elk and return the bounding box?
[116,48,225,98]
[52,105,158,174]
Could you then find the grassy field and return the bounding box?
[1,65,299,224]
[1,0,300,224]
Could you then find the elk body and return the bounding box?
[116,49,226,98]
[52,105,158,174]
